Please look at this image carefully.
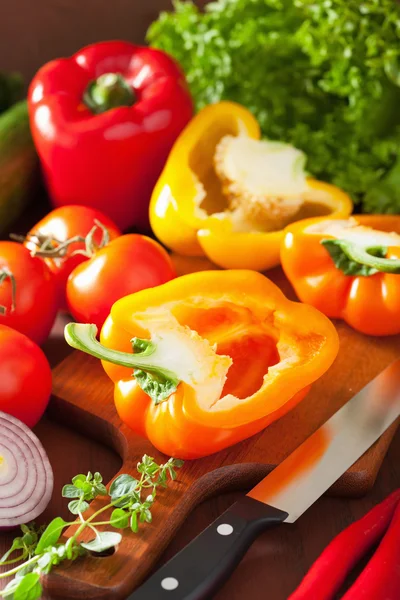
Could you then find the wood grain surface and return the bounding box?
[20,264,397,600]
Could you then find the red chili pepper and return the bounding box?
[288,489,400,600]
[341,494,400,600]
[28,41,193,232]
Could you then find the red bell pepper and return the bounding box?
[28,41,193,231]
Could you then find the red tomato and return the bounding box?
[66,234,176,331]
[0,325,52,427]
[0,242,58,345]
[25,205,121,310]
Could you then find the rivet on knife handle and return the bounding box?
[127,496,287,600]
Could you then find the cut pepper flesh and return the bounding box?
[213,135,309,232]
[281,215,400,337]
[149,102,353,267]
[66,271,339,458]
[102,271,338,428]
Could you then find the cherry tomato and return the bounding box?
[0,242,58,345]
[66,234,176,331]
[25,205,121,309]
[0,325,52,427]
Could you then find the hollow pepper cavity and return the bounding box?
[28,41,193,231]
[65,270,338,459]
[149,101,353,271]
[281,215,400,336]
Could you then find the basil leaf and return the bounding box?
[81,532,122,554]
[35,518,67,555]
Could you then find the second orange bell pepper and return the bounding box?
[65,270,338,459]
[281,215,400,336]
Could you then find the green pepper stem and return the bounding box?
[83,73,135,115]
[322,239,400,274]
[64,323,179,381]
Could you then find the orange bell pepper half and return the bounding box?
[64,270,339,459]
[281,215,400,337]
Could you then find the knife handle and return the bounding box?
[128,496,287,600]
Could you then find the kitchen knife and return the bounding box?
[128,359,400,600]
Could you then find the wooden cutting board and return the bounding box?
[44,264,400,600]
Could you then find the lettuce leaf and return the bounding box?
[147,0,400,213]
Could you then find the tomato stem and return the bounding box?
[0,268,16,314]
[10,219,110,260]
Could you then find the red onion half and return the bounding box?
[0,411,54,529]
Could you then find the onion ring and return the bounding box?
[0,411,53,529]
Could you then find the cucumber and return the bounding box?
[0,100,38,234]
[0,72,23,114]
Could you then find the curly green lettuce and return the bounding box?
[147,0,400,213]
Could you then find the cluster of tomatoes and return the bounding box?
[0,205,176,429]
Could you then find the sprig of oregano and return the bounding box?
[0,455,183,600]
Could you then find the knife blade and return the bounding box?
[128,359,400,600]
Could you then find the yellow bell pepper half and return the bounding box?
[149,102,353,271]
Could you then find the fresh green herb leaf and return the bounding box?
[0,456,184,599]
[130,512,138,533]
[68,499,90,515]
[81,532,122,554]
[62,484,82,499]
[14,564,36,580]
[3,573,42,600]
[35,518,67,555]
[110,509,129,529]
[95,483,108,496]
[0,538,24,563]
[109,474,138,502]
[71,474,86,485]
